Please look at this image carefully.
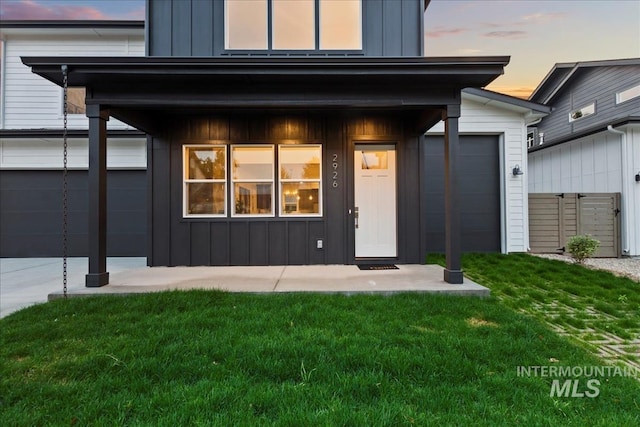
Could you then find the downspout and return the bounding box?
[607,125,630,255]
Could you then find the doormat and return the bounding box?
[357,264,399,270]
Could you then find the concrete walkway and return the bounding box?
[1,258,489,318]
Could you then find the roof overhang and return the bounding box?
[462,88,550,123]
[22,56,510,133]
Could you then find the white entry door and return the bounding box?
[354,145,397,257]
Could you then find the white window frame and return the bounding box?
[231,144,275,218]
[278,144,323,217]
[616,84,640,104]
[183,144,228,218]
[569,102,595,122]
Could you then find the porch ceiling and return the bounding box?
[22,56,509,133]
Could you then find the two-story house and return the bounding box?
[17,0,513,286]
[0,20,147,257]
[528,58,640,257]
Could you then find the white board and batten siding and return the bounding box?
[529,125,640,256]
[2,33,144,130]
[426,97,530,254]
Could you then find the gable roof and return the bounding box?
[529,58,640,104]
[462,88,550,122]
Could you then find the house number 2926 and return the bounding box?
[332,153,338,188]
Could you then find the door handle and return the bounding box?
[354,207,359,229]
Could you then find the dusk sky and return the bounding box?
[1,0,638,98]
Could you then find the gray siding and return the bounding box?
[148,112,423,267]
[537,65,640,144]
[0,170,146,257]
[421,135,501,253]
[147,0,423,57]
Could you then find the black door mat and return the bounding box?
[357,264,399,270]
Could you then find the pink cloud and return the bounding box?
[483,31,527,40]
[0,0,109,20]
[426,27,467,39]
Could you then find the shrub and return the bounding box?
[566,235,600,264]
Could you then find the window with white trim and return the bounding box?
[184,145,227,217]
[232,145,275,216]
[616,84,640,104]
[225,0,362,51]
[569,102,595,122]
[279,145,322,216]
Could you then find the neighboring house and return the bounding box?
[426,88,550,254]
[0,21,147,257]
[16,0,513,286]
[528,58,640,256]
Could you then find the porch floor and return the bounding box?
[0,258,489,318]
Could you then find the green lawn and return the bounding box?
[429,253,640,368]
[1,254,639,425]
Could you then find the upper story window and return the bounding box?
[225,0,362,51]
[569,102,595,122]
[63,87,86,115]
[616,84,640,104]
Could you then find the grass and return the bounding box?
[428,253,640,366]
[1,288,639,426]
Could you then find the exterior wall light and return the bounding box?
[512,165,524,176]
[636,172,640,182]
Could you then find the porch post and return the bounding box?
[86,104,110,287]
[443,104,463,284]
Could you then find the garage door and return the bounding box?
[422,135,501,252]
[0,170,146,257]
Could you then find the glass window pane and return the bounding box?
[187,183,226,215]
[281,182,320,214]
[67,87,86,115]
[280,146,321,179]
[233,146,274,180]
[234,183,273,215]
[273,0,315,50]
[361,151,388,170]
[225,0,268,49]
[319,0,362,50]
[187,147,226,180]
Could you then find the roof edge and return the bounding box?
[0,20,144,29]
[529,57,640,103]
[463,87,551,114]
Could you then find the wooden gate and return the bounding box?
[529,193,620,258]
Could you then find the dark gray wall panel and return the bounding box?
[421,135,501,253]
[148,0,423,57]
[210,223,229,265]
[147,0,172,56]
[190,222,210,265]
[268,222,287,265]
[308,221,325,264]
[287,222,307,265]
[249,222,268,265]
[0,170,146,257]
[229,222,249,265]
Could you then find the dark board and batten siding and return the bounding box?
[147,0,423,57]
[0,170,146,257]
[147,112,423,267]
[538,66,640,143]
